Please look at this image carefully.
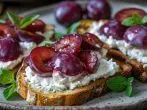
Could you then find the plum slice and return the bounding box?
[99,20,126,40]
[53,34,82,55]
[0,37,22,62]
[0,24,17,39]
[28,46,55,77]
[86,0,111,20]
[49,52,83,76]
[123,25,147,48]
[55,1,83,26]
[79,50,99,73]
[16,30,44,44]
[81,33,103,50]
[24,19,45,32]
[114,8,146,22]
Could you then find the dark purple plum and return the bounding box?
[28,46,55,76]
[24,19,46,32]
[55,1,83,26]
[123,26,147,48]
[79,50,99,73]
[16,30,44,44]
[99,20,126,40]
[81,33,103,50]
[86,0,111,20]
[0,37,22,62]
[53,34,82,55]
[114,8,146,23]
[49,52,83,76]
[0,24,17,39]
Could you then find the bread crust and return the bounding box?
[77,19,147,82]
[17,57,132,106]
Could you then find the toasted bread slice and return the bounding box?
[77,19,147,82]
[17,55,132,106]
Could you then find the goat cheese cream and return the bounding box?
[24,58,119,92]
[89,21,147,68]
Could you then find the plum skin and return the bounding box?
[86,0,111,20]
[123,26,147,48]
[99,20,127,40]
[0,37,22,62]
[55,1,83,26]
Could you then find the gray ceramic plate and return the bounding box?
[0,1,147,110]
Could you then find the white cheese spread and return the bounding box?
[24,58,119,92]
[0,55,23,70]
[19,42,37,56]
[89,21,147,68]
[0,42,36,70]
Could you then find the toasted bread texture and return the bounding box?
[77,19,147,82]
[17,56,132,106]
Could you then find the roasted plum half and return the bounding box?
[99,20,126,40]
[28,46,55,77]
[0,24,17,39]
[114,8,146,22]
[79,50,99,73]
[16,30,44,44]
[55,1,83,26]
[49,52,84,76]
[86,0,111,20]
[24,19,46,32]
[53,34,82,55]
[123,25,147,48]
[0,37,22,62]
[81,33,103,50]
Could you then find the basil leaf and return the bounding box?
[3,82,16,100]
[142,15,147,24]
[122,14,142,26]
[20,15,40,29]
[0,68,14,85]
[39,40,54,46]
[67,22,80,34]
[0,19,5,23]
[7,12,20,26]
[128,77,134,84]
[106,76,128,92]
[125,85,133,97]
[54,32,64,40]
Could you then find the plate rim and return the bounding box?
[1,1,147,109]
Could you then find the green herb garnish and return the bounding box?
[7,12,20,26]
[20,15,40,29]
[67,22,80,34]
[0,68,17,100]
[54,32,64,40]
[106,76,134,97]
[6,12,40,29]
[39,40,54,46]
[122,14,147,26]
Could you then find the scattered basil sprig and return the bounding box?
[67,22,80,34]
[6,12,40,29]
[0,68,17,100]
[106,76,134,97]
[122,14,147,26]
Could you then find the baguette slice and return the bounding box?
[17,55,132,106]
[77,19,147,82]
